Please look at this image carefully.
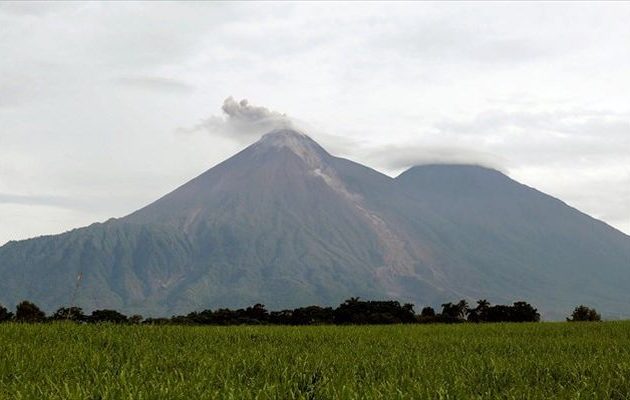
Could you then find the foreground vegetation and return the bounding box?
[1,322,629,399]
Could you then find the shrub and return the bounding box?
[15,301,46,323]
[567,305,601,322]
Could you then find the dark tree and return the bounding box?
[15,301,46,323]
[510,301,541,322]
[334,298,416,324]
[269,310,295,325]
[89,309,128,324]
[51,307,86,322]
[468,299,491,322]
[420,307,436,317]
[285,306,334,325]
[129,315,143,324]
[211,308,239,325]
[468,301,540,323]
[243,303,269,323]
[440,300,469,322]
[182,310,214,325]
[567,305,601,322]
[0,304,13,322]
[416,306,437,323]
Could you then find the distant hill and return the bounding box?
[1,129,629,319]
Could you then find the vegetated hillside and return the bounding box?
[0,129,629,318]
[0,223,194,314]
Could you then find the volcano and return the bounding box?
[1,129,629,318]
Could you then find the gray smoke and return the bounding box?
[180,97,293,142]
[221,97,286,123]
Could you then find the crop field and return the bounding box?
[1,322,630,399]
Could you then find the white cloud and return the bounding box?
[114,76,195,93]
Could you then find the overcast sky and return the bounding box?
[1,2,629,245]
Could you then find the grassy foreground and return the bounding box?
[1,322,630,399]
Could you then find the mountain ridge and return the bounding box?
[1,129,629,319]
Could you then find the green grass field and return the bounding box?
[1,322,630,399]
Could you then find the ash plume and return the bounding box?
[180,97,293,143]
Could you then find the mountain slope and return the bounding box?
[0,130,452,314]
[0,130,629,318]
[396,165,630,318]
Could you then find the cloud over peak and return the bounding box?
[180,97,293,143]
[221,96,287,123]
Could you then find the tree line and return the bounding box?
[0,298,602,325]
